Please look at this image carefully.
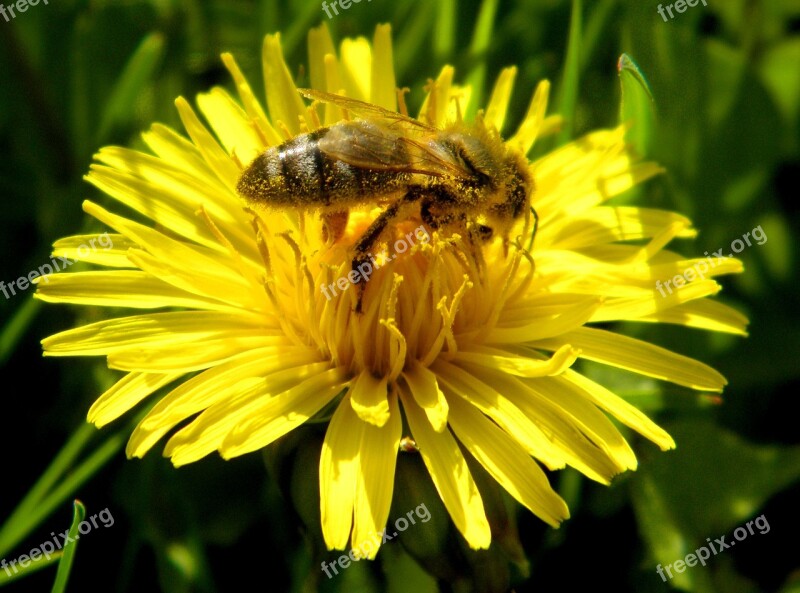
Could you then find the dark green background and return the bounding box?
[1,1,798,591]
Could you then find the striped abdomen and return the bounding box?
[236,124,411,209]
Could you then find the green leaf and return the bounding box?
[0,551,63,586]
[631,419,800,592]
[705,39,747,128]
[50,500,86,593]
[95,32,165,144]
[464,0,500,121]
[556,0,582,146]
[0,415,137,560]
[434,0,457,61]
[0,424,95,559]
[758,38,800,143]
[383,544,439,593]
[617,53,656,158]
[0,298,40,366]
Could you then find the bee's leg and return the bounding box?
[421,194,488,274]
[419,185,464,230]
[420,197,454,230]
[321,210,349,244]
[352,186,427,313]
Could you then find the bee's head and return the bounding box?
[482,152,533,244]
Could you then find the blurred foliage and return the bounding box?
[1,0,799,591]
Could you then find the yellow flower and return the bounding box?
[37,24,747,556]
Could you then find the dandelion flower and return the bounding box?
[37,24,747,556]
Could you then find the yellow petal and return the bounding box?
[485,66,517,134]
[88,372,182,427]
[196,87,262,166]
[509,79,550,155]
[370,24,396,111]
[175,96,240,188]
[141,123,229,190]
[168,364,345,465]
[352,391,402,558]
[535,327,728,391]
[433,359,567,470]
[50,233,133,267]
[488,297,601,343]
[308,23,336,94]
[322,53,346,125]
[349,369,390,427]
[85,163,241,252]
[35,271,231,311]
[641,299,748,335]
[515,373,639,473]
[262,33,306,135]
[320,392,362,551]
[80,201,263,310]
[126,351,322,458]
[590,281,722,323]
[401,388,491,549]
[221,52,281,147]
[563,369,675,451]
[41,311,268,357]
[473,368,631,483]
[402,361,449,432]
[452,344,580,378]
[419,66,454,127]
[542,206,696,250]
[339,36,371,101]
[107,335,281,372]
[217,369,347,458]
[447,394,569,527]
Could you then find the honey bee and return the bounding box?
[236,89,537,312]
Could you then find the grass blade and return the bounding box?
[50,501,85,593]
[556,0,583,145]
[95,32,165,143]
[618,52,656,157]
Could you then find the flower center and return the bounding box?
[249,207,534,380]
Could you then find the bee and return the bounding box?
[236,89,537,312]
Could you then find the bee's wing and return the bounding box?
[318,121,473,179]
[299,88,437,134]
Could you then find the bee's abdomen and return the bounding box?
[237,128,407,208]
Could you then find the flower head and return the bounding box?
[37,24,747,555]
